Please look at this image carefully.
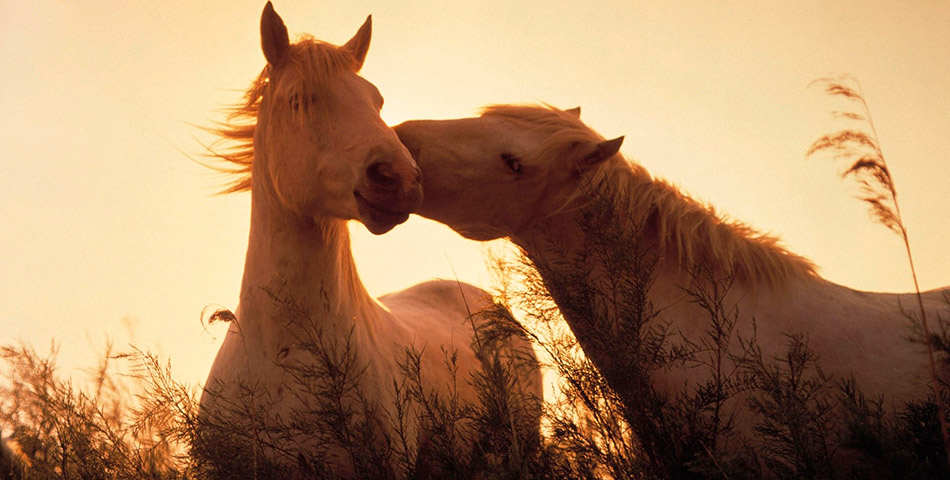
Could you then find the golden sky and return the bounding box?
[2,0,948,385]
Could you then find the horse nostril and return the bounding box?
[366,161,400,187]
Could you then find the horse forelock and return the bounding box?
[480,104,599,145]
[270,37,359,114]
[487,104,817,287]
[207,38,360,194]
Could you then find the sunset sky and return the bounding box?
[2,0,948,385]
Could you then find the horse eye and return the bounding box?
[289,94,319,112]
[501,153,522,173]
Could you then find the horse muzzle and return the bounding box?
[354,185,422,234]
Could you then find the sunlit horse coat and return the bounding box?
[396,104,949,434]
[200,5,539,475]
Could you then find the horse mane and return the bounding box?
[483,104,817,286]
[208,37,359,194]
[613,168,817,286]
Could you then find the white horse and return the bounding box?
[395,104,949,432]
[201,5,539,475]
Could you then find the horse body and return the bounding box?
[201,5,539,474]
[396,104,947,423]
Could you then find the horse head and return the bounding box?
[395,105,622,240]
[254,2,421,234]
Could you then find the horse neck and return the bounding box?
[237,162,379,344]
[510,166,791,392]
[513,167,692,298]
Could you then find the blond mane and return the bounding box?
[209,37,359,193]
[483,104,817,286]
[609,166,817,286]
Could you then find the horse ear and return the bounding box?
[343,15,372,70]
[260,2,290,67]
[576,136,624,172]
[565,106,581,117]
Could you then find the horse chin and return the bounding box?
[452,224,505,241]
[362,217,407,235]
[355,192,411,235]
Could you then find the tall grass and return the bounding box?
[0,342,188,479]
[2,255,948,478]
[807,74,949,462]
[0,296,549,479]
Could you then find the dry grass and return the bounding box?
[808,74,948,463]
[2,262,948,479]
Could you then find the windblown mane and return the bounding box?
[208,37,359,193]
[483,104,817,286]
[611,167,817,286]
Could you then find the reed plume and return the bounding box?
[807,74,948,460]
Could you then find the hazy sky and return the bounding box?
[2,1,948,385]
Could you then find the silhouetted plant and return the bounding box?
[808,75,948,459]
[735,332,837,478]
[3,261,948,479]
[0,298,547,479]
[0,343,182,479]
